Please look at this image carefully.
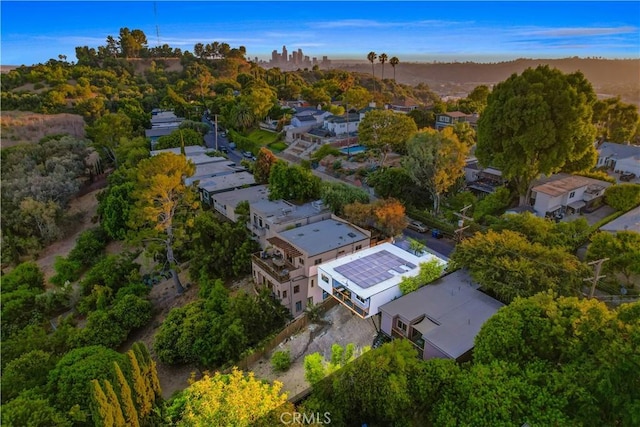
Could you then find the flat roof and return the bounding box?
[319,243,445,299]
[145,127,178,138]
[211,185,269,208]
[278,219,369,257]
[198,171,256,193]
[251,199,328,225]
[379,269,504,359]
[532,174,610,197]
[600,206,640,233]
[151,146,211,156]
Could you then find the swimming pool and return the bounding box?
[340,145,367,155]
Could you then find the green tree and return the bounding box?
[477,65,598,205]
[47,345,128,415]
[155,128,203,150]
[253,147,279,184]
[491,212,590,250]
[1,350,55,402]
[129,153,198,294]
[86,112,133,168]
[593,97,639,143]
[466,84,490,113]
[268,160,321,202]
[587,231,640,287]
[390,56,399,81]
[472,187,512,222]
[271,350,291,372]
[1,261,45,293]
[367,51,377,91]
[342,86,372,110]
[1,394,71,427]
[379,53,388,80]
[399,259,445,295]
[604,183,640,211]
[451,229,588,303]
[403,127,469,214]
[359,109,417,166]
[320,181,370,216]
[98,181,135,240]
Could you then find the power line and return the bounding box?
[153,2,160,46]
[584,258,608,298]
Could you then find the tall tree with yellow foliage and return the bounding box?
[128,153,199,294]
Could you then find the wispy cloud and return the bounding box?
[520,26,638,38]
[309,19,394,29]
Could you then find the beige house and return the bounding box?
[252,218,370,317]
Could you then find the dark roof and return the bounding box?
[379,269,504,359]
[296,115,317,122]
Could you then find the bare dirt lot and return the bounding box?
[250,304,378,399]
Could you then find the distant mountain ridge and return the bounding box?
[332,57,640,105]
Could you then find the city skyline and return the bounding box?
[1,1,639,66]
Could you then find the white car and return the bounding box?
[407,220,428,233]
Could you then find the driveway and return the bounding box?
[250,303,378,398]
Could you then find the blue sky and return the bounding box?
[1,1,639,66]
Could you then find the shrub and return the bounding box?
[605,184,640,211]
[271,350,292,372]
[2,261,44,293]
[67,227,109,268]
[50,256,82,286]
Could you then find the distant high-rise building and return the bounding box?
[282,45,288,62]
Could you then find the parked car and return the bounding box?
[242,151,254,159]
[620,172,636,182]
[407,220,428,233]
[228,142,236,149]
[219,147,228,154]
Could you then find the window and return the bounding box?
[321,274,329,283]
[355,294,366,303]
[569,191,576,198]
[277,290,281,298]
[355,245,362,251]
[283,290,287,299]
[307,297,313,305]
[322,290,329,300]
[299,257,305,265]
[337,250,345,257]
[295,301,302,312]
[293,285,300,294]
[311,279,314,288]
[314,258,323,265]
[396,319,407,333]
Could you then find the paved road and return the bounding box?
[402,228,456,259]
[202,117,242,164]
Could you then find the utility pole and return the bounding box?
[584,258,608,298]
[454,204,473,243]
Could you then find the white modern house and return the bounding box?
[211,185,270,223]
[317,243,446,319]
[530,173,611,218]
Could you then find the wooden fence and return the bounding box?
[233,297,338,371]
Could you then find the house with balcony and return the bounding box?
[464,158,505,195]
[252,218,370,317]
[435,111,478,130]
[249,199,332,249]
[530,173,612,218]
[210,184,269,223]
[317,243,445,319]
[379,269,503,361]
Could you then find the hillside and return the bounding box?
[0,111,86,148]
[331,58,640,105]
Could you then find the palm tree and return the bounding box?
[379,53,388,80]
[390,56,399,81]
[367,51,377,91]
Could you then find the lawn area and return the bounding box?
[268,141,287,152]
[247,129,280,146]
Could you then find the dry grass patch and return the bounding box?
[0,111,85,148]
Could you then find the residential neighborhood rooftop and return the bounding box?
[532,174,609,197]
[211,184,269,208]
[197,171,256,192]
[319,243,445,299]
[278,218,368,257]
[151,145,212,157]
[379,269,504,359]
[598,141,640,159]
[251,199,328,225]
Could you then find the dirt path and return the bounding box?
[36,189,101,284]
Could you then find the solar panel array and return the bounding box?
[335,250,417,289]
